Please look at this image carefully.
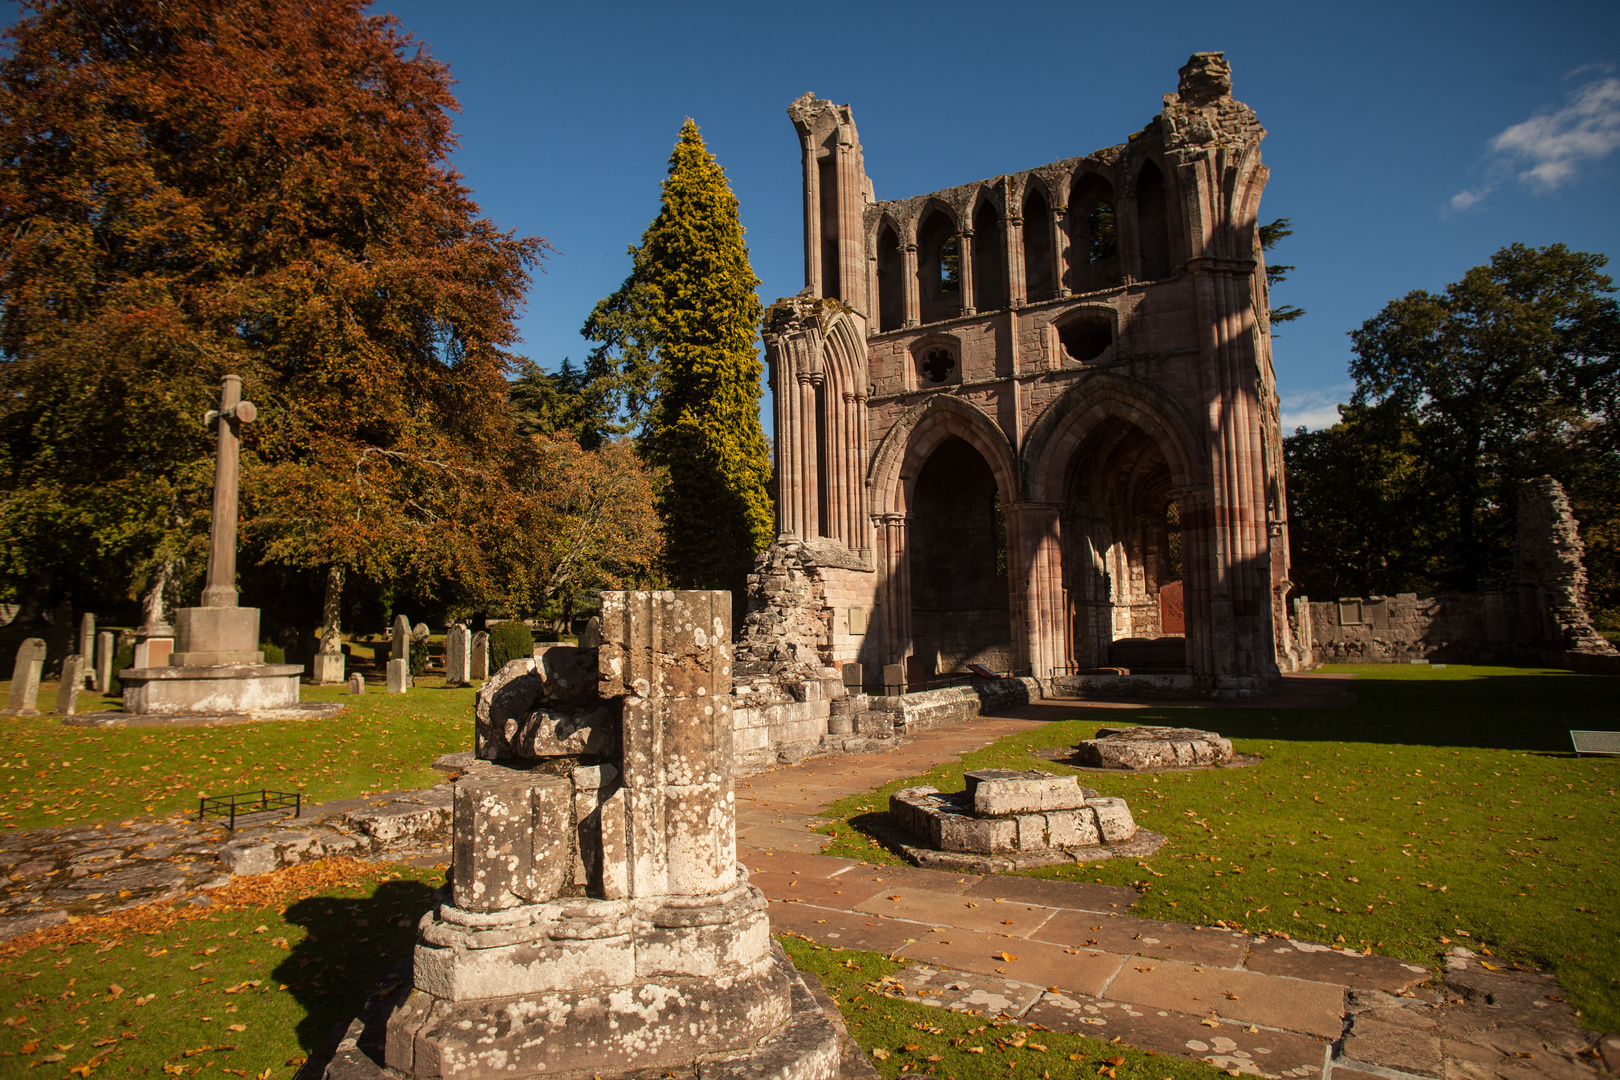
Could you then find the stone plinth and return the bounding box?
[119,663,301,715]
[1074,726,1234,770]
[373,591,841,1080]
[312,651,346,685]
[888,768,1162,873]
[168,606,264,666]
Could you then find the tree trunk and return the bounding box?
[320,564,344,654]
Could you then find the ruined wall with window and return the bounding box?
[760,55,1301,732]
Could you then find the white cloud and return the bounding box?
[1449,74,1620,210]
[1279,384,1351,432]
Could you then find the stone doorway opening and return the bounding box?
[909,435,1012,682]
[1061,417,1190,673]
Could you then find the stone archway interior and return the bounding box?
[1061,418,1189,673]
[909,435,1011,678]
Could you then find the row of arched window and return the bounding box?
[873,161,1174,333]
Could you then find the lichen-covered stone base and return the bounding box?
[1073,726,1234,770]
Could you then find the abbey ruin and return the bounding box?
[760,53,1302,701]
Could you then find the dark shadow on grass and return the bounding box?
[276,877,437,1063]
[1138,668,1620,753]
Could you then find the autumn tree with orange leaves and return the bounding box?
[0,0,563,633]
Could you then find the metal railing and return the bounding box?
[199,789,301,833]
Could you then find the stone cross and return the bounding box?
[3,638,46,716]
[200,375,257,609]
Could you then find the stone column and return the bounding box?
[2,639,46,716]
[201,375,255,609]
[902,243,921,327]
[801,133,821,294]
[1052,207,1070,297]
[798,372,821,539]
[1007,210,1027,307]
[959,229,976,316]
[1012,502,1065,679]
[879,514,912,670]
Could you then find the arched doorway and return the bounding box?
[908,435,1011,682]
[1060,417,1188,673]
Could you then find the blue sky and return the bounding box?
[368,0,1618,432]
[9,1,1618,431]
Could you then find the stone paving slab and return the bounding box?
[958,875,1139,912]
[896,928,1124,997]
[1027,994,1329,1079]
[740,848,860,877]
[769,903,920,954]
[829,863,981,896]
[1103,959,1347,1039]
[1245,936,1432,992]
[736,824,834,852]
[887,964,1046,1017]
[749,870,890,909]
[1038,909,1251,967]
[855,887,1058,939]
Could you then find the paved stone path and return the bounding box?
[735,692,1611,1080]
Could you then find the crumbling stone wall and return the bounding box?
[1303,478,1618,671]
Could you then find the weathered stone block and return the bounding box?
[312,651,346,685]
[1015,813,1047,850]
[966,768,1089,815]
[450,767,571,911]
[474,658,543,759]
[938,811,1017,854]
[1087,796,1138,841]
[505,702,618,758]
[1044,806,1102,847]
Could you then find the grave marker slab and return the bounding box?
[444,625,471,685]
[95,630,114,693]
[469,631,489,681]
[56,655,83,716]
[348,673,365,695]
[78,613,96,687]
[1571,730,1620,756]
[3,638,46,716]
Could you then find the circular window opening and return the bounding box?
[1059,316,1112,362]
[921,348,957,383]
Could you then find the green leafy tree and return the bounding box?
[585,120,773,609]
[0,0,547,623]
[1286,243,1619,614]
[509,356,619,450]
[1259,217,1305,326]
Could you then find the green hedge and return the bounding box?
[487,621,534,673]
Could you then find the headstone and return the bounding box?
[841,661,862,688]
[578,616,602,649]
[470,631,489,681]
[311,648,346,684]
[348,673,365,695]
[386,658,409,694]
[391,615,410,672]
[78,613,96,687]
[95,630,114,693]
[444,625,471,685]
[2,638,46,716]
[55,655,83,716]
[883,662,905,697]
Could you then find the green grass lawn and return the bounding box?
[817,664,1620,1032]
[0,858,441,1079]
[0,681,477,831]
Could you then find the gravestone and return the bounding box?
[55,655,83,716]
[443,625,471,686]
[371,591,841,1080]
[95,630,114,693]
[78,613,96,687]
[883,662,904,697]
[348,673,365,695]
[578,615,602,648]
[387,615,410,694]
[312,626,346,685]
[2,638,46,716]
[411,623,430,672]
[469,631,488,681]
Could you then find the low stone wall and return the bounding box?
[870,677,1043,732]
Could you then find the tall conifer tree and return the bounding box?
[587,120,774,608]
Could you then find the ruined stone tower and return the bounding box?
[763,54,1303,699]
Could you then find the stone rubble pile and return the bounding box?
[1073,726,1234,770]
